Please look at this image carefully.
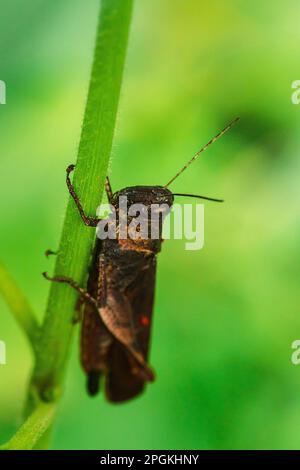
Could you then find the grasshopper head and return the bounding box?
[112,186,174,209]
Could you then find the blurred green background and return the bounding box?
[1,0,300,450]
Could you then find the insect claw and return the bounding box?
[66,164,75,175]
[42,271,51,281]
[45,249,58,258]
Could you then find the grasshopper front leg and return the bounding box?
[66,165,114,225]
[66,165,100,227]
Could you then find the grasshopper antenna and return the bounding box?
[164,117,240,189]
[173,193,224,203]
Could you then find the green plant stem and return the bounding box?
[0,401,56,451]
[0,0,134,450]
[22,0,134,439]
[0,262,39,352]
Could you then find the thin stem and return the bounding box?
[26,0,134,411]
[0,262,39,352]
[0,401,56,451]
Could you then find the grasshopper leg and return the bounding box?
[105,176,113,203]
[66,165,100,227]
[45,249,58,258]
[42,272,97,309]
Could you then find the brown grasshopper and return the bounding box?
[43,118,239,403]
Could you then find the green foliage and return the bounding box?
[0,262,39,352]
[1,0,300,451]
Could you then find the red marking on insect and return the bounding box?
[140,315,150,327]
